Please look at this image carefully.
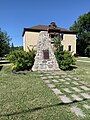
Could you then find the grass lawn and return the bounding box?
[76,57,90,61]
[66,60,90,84]
[0,61,90,120]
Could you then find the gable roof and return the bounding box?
[22,25,76,36]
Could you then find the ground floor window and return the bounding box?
[68,45,71,51]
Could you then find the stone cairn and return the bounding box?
[32,31,60,71]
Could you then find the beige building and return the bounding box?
[22,22,76,55]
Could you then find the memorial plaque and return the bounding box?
[43,50,49,59]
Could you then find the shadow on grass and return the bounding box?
[68,66,77,71]
[61,66,77,71]
[0,98,88,117]
[0,61,10,64]
[0,65,3,71]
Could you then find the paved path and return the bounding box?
[39,71,90,104]
[70,104,90,118]
[39,71,90,118]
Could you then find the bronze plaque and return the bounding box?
[43,50,49,59]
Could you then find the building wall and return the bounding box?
[23,31,39,51]
[23,31,76,54]
[61,34,76,54]
[23,34,26,51]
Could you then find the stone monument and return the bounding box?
[32,31,60,71]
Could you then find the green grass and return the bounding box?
[0,62,90,120]
[66,61,90,84]
[76,57,90,61]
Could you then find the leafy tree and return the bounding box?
[11,43,14,51]
[10,43,23,51]
[0,29,11,57]
[85,45,90,56]
[70,11,90,56]
[53,36,61,51]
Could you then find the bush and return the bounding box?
[74,53,79,57]
[7,49,35,71]
[55,50,76,70]
[85,45,90,57]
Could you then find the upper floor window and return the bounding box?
[68,45,71,51]
[60,33,64,40]
[51,34,55,38]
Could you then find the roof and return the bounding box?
[22,25,77,36]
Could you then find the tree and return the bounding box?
[11,43,14,51]
[10,43,23,51]
[85,45,90,56]
[70,11,90,56]
[53,35,61,51]
[0,29,11,57]
[13,46,23,50]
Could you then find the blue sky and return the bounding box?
[0,0,90,46]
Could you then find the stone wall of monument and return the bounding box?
[32,31,60,71]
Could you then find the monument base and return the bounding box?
[32,31,60,71]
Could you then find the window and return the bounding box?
[51,34,55,38]
[68,45,71,51]
[61,33,64,40]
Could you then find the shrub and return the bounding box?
[85,45,90,57]
[55,50,76,70]
[7,49,35,71]
[74,53,79,57]
[53,36,76,70]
